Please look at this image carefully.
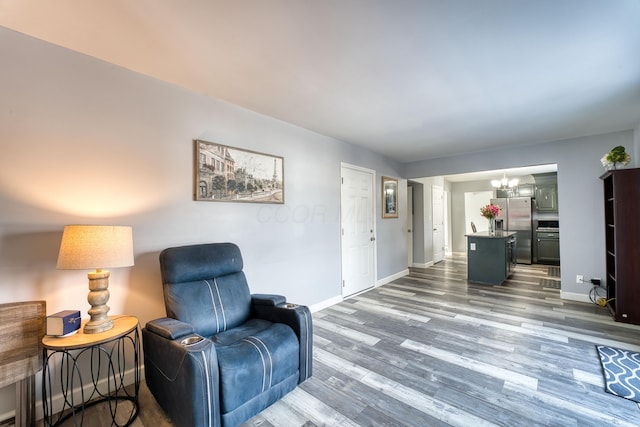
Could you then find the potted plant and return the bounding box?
[601,146,631,170]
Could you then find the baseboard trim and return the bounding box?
[309,270,411,312]
[309,295,343,313]
[0,411,14,425]
[411,261,434,269]
[376,269,410,287]
[560,291,592,304]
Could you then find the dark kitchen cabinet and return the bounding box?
[601,168,640,325]
[535,184,558,212]
[537,231,560,264]
[466,232,516,285]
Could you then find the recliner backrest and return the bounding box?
[159,243,251,337]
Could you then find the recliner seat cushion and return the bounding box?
[213,320,300,414]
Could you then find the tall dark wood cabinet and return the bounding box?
[601,168,640,325]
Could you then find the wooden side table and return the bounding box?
[42,315,140,426]
[0,301,46,427]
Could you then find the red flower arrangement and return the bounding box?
[480,204,501,219]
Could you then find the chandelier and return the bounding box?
[491,172,518,189]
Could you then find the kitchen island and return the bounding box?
[466,231,517,285]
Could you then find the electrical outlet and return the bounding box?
[576,274,583,284]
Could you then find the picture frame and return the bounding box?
[194,139,284,204]
[382,176,398,218]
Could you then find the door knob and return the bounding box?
[370,237,376,241]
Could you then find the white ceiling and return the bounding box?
[1,1,639,163]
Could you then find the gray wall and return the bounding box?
[636,122,640,158]
[376,178,409,281]
[405,130,636,303]
[0,27,407,415]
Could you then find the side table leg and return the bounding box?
[15,374,36,427]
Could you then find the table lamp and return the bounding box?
[56,225,134,334]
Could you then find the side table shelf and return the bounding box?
[42,315,140,426]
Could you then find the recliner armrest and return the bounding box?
[142,319,220,427]
[251,294,287,306]
[251,300,313,383]
[145,317,195,340]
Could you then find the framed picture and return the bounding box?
[382,176,398,218]
[195,139,284,204]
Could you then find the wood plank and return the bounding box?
[0,301,45,388]
[80,258,640,426]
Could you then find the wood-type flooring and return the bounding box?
[52,256,640,426]
[249,257,640,426]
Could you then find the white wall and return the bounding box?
[450,181,497,252]
[405,130,636,303]
[464,190,494,234]
[0,27,407,418]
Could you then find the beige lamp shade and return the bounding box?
[56,225,134,334]
[57,225,134,270]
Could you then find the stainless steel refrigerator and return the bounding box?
[491,197,532,264]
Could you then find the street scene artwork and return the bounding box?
[195,139,284,203]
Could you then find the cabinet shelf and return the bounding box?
[601,168,640,325]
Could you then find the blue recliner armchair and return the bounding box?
[142,243,313,427]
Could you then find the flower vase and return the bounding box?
[489,218,496,235]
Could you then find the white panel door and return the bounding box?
[341,165,375,297]
[432,184,444,263]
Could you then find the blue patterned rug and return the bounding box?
[596,345,640,403]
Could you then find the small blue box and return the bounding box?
[46,310,81,336]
